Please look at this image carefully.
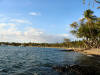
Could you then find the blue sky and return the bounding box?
[0,0,99,43]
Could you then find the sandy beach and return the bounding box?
[81,48,100,55]
[68,48,100,56]
[59,47,100,56]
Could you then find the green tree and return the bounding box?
[70,9,100,48]
[64,38,70,43]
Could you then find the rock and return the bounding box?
[53,65,97,75]
[1,68,9,72]
[52,65,66,72]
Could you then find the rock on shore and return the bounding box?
[53,64,100,75]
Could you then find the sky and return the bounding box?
[0,0,99,43]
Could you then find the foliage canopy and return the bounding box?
[70,9,100,48]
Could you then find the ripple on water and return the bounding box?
[0,46,100,75]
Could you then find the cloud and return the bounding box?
[0,25,68,43]
[0,23,8,27]
[9,19,32,24]
[0,23,16,29]
[22,27,68,43]
[0,15,32,25]
[29,12,40,16]
[0,14,68,43]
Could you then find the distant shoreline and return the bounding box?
[1,44,100,56]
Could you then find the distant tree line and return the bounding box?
[0,40,86,48]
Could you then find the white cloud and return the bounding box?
[0,25,68,43]
[0,15,69,43]
[8,23,16,26]
[0,15,32,26]
[0,23,8,27]
[10,19,32,24]
[60,34,68,37]
[29,12,40,16]
[0,23,16,28]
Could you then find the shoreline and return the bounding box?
[49,46,100,56]
[1,45,100,56]
[19,46,100,56]
[40,47,100,59]
[33,46,100,56]
[65,48,100,56]
[79,48,100,56]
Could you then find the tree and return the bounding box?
[83,0,100,9]
[64,38,70,43]
[70,9,100,48]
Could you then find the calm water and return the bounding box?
[0,46,100,75]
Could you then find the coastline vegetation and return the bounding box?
[70,9,100,49]
[1,9,100,50]
[0,40,85,48]
[0,1,100,75]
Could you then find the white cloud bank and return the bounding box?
[0,15,69,43]
[0,26,68,43]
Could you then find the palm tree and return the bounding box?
[83,0,100,9]
[70,9,100,48]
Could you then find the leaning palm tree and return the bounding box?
[70,9,100,48]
